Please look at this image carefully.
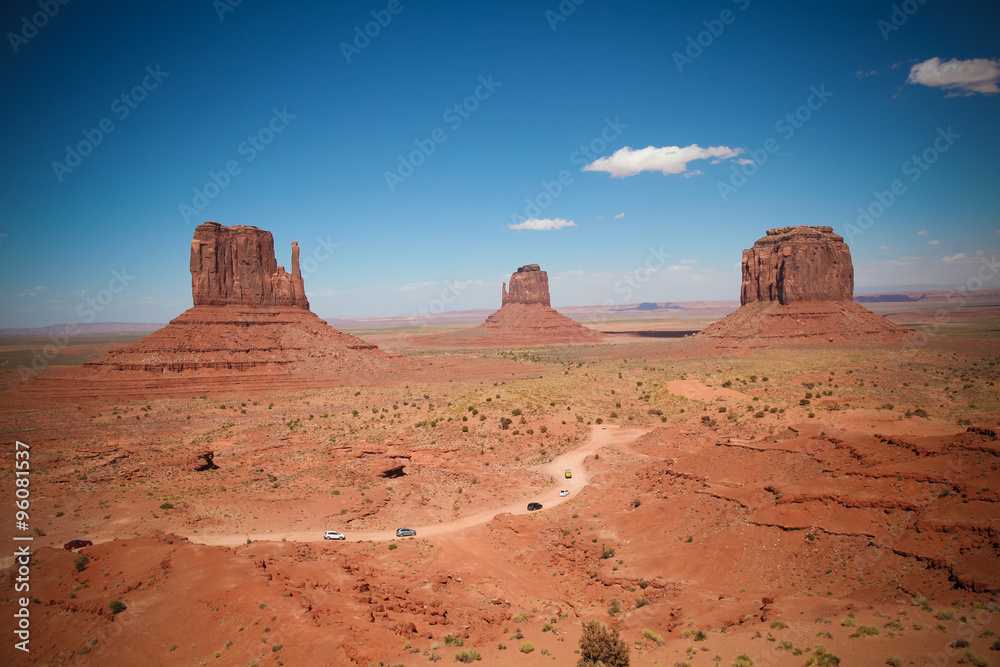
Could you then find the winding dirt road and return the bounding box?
[188,424,653,547]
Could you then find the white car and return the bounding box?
[602,425,607,429]
[323,531,346,541]
[559,489,570,497]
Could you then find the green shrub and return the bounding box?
[444,634,464,647]
[159,502,174,510]
[601,545,616,559]
[642,628,663,646]
[963,649,989,667]
[578,620,629,667]
[887,656,902,667]
[519,642,534,654]
[109,599,126,615]
[770,621,788,629]
[936,608,955,621]
[454,647,481,662]
[850,625,879,638]
[74,554,89,572]
[733,655,755,667]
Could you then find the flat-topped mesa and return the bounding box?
[741,225,853,305]
[191,222,308,308]
[501,264,551,306]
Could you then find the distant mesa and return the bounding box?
[612,302,683,312]
[854,293,926,303]
[22,222,402,399]
[416,263,603,347]
[698,225,911,345]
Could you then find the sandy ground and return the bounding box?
[1,301,999,667]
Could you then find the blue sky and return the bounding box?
[1,0,998,327]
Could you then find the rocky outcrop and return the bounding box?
[741,226,853,305]
[30,222,405,397]
[699,226,910,345]
[501,264,550,306]
[191,222,308,308]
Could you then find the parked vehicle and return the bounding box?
[559,490,570,497]
[396,528,416,537]
[323,531,346,541]
[565,469,572,478]
[527,502,543,511]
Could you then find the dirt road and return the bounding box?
[188,424,652,546]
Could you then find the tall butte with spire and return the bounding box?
[28,222,402,399]
[697,225,911,345]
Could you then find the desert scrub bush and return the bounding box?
[694,630,707,641]
[962,649,989,667]
[608,598,621,615]
[74,554,89,572]
[805,647,841,666]
[642,628,663,645]
[159,502,174,510]
[444,634,464,646]
[635,596,649,608]
[109,599,126,615]
[519,641,534,654]
[454,647,481,662]
[770,621,788,629]
[578,619,629,667]
[936,608,955,621]
[388,543,397,550]
[513,613,530,623]
[601,545,616,559]
[733,655,754,667]
[887,656,902,667]
[842,613,856,627]
[850,625,879,638]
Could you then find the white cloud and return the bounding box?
[583,144,743,178]
[735,158,754,165]
[17,286,47,297]
[614,212,625,219]
[916,230,928,235]
[907,57,1000,96]
[680,259,698,264]
[398,281,437,292]
[878,245,890,250]
[856,70,878,79]
[508,217,577,231]
[941,252,968,262]
[928,240,940,245]
[683,170,704,178]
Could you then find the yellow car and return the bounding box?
[564,469,572,479]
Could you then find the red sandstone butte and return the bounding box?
[20,222,402,400]
[191,222,308,308]
[417,264,603,347]
[698,226,911,345]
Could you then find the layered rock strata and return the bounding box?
[699,226,910,345]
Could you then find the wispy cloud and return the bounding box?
[907,57,1000,96]
[583,144,743,178]
[614,212,625,219]
[680,259,698,264]
[941,252,968,262]
[508,217,577,231]
[683,169,703,178]
[18,286,47,297]
[928,240,940,245]
[856,69,878,79]
[916,230,928,235]
[878,245,890,250]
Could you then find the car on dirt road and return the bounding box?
[396,528,416,537]
[565,469,572,478]
[63,539,92,550]
[527,502,543,511]
[559,490,570,497]
[323,531,346,541]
